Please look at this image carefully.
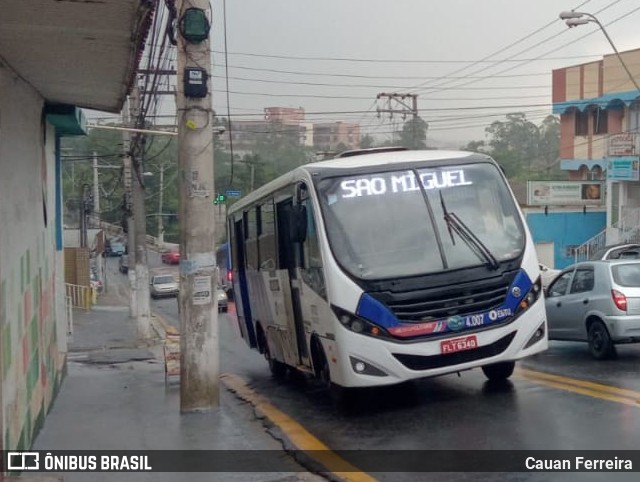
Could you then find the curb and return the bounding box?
[150,311,179,339]
[220,373,376,482]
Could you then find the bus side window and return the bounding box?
[259,200,277,271]
[303,199,322,269]
[301,197,326,299]
[245,209,259,270]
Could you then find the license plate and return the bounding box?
[441,335,478,354]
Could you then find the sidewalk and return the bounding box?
[30,291,327,481]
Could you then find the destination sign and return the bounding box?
[339,169,472,199]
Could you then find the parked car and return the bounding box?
[589,243,640,261]
[217,286,228,313]
[539,263,561,288]
[108,241,126,257]
[119,254,129,274]
[150,273,179,299]
[161,248,180,264]
[545,260,640,359]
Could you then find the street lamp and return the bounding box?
[559,10,640,93]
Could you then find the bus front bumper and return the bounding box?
[326,298,548,388]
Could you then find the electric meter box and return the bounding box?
[184,67,208,98]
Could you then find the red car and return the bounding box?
[161,249,180,264]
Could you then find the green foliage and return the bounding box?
[479,113,562,181]
[398,116,428,149]
[360,134,375,149]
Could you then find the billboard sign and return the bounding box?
[606,157,640,181]
[608,133,637,156]
[527,181,604,206]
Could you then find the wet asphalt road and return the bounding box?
[113,255,640,481]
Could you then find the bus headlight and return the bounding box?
[332,306,390,339]
[514,276,542,315]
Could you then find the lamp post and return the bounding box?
[559,10,640,93]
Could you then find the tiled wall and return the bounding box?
[1,64,66,453]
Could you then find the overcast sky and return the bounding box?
[91,0,640,148]
[205,0,640,147]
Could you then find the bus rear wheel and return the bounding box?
[481,361,515,381]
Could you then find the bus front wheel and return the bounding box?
[481,361,515,381]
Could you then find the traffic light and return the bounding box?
[213,193,226,205]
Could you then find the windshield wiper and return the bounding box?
[439,191,500,270]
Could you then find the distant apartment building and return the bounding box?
[313,121,361,151]
[264,106,305,124]
[216,107,360,152]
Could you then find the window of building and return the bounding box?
[592,108,608,135]
[629,102,640,133]
[575,110,589,136]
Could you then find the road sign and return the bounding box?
[225,190,241,197]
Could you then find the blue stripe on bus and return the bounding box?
[356,269,534,332]
[356,293,399,328]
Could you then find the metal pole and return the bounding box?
[131,85,151,339]
[158,164,165,246]
[177,0,219,411]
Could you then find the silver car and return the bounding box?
[150,274,179,299]
[545,260,640,359]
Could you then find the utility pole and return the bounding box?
[93,151,100,225]
[157,164,165,246]
[130,84,151,339]
[123,100,137,318]
[176,0,219,411]
[376,93,420,147]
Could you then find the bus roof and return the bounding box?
[227,150,492,216]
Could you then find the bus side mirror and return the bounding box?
[290,205,307,243]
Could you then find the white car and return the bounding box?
[539,263,561,288]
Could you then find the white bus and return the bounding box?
[227,149,547,395]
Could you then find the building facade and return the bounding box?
[313,121,361,151]
[552,48,640,249]
[0,1,151,455]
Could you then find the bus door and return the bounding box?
[276,197,310,368]
[233,218,256,348]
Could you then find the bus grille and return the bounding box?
[392,332,516,370]
[369,273,514,322]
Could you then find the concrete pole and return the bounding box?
[93,151,100,224]
[176,0,219,411]
[131,85,151,340]
[158,164,165,246]
[123,101,137,318]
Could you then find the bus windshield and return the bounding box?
[316,162,525,280]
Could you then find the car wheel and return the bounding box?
[588,320,616,360]
[482,361,515,381]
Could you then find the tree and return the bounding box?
[398,116,428,149]
[360,134,375,149]
[461,140,485,153]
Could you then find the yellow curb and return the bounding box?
[151,310,180,336]
[220,372,378,482]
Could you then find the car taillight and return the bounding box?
[611,289,627,311]
[227,270,233,282]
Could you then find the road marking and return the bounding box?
[220,373,378,482]
[516,368,640,408]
